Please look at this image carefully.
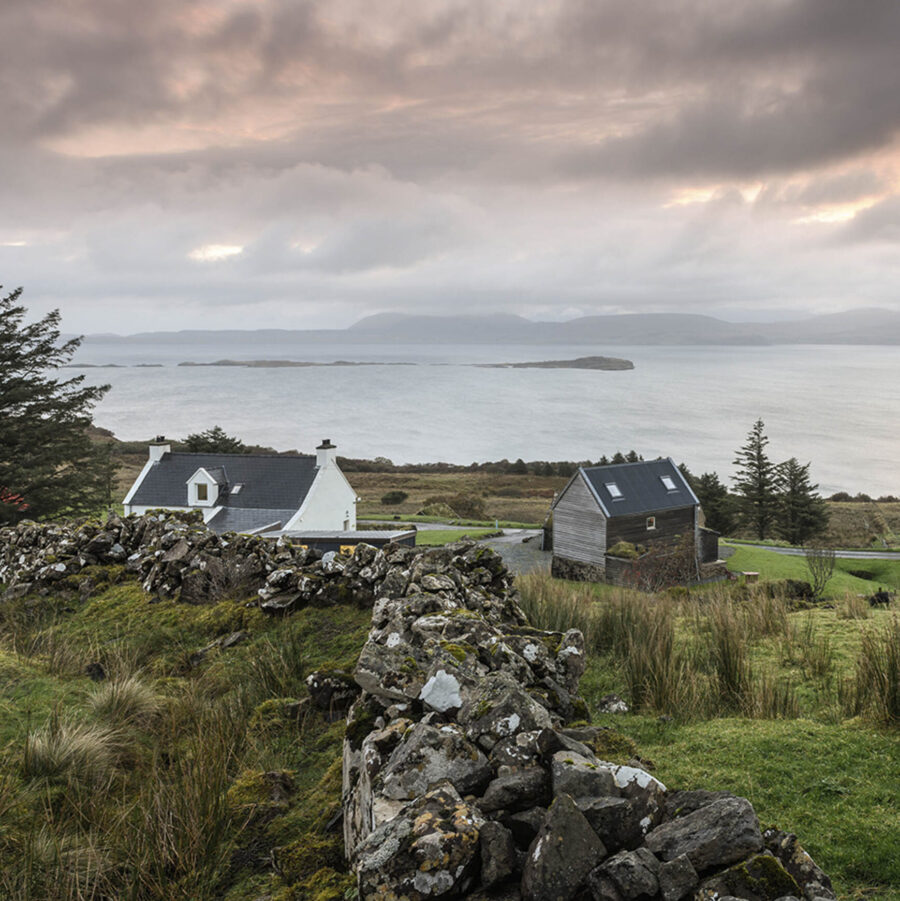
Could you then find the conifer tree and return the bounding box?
[184,425,247,454]
[775,457,829,545]
[694,471,737,535]
[0,287,111,524]
[732,419,778,539]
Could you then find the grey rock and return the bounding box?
[479,767,550,814]
[353,783,484,898]
[763,829,836,901]
[596,693,629,714]
[664,788,738,820]
[504,807,547,847]
[521,793,607,901]
[380,721,491,800]
[598,848,660,900]
[480,820,518,887]
[577,796,638,852]
[644,795,764,873]
[658,854,698,901]
[551,750,618,800]
[699,852,802,901]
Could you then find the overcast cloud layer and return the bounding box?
[2,0,899,332]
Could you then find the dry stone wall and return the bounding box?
[0,514,837,901]
[339,544,836,901]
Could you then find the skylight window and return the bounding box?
[660,475,677,491]
[231,484,243,495]
[606,482,623,499]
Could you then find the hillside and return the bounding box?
[0,512,897,898]
[78,309,900,348]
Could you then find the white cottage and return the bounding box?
[123,438,357,535]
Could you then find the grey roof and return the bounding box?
[207,507,296,534]
[578,458,698,517]
[278,529,416,540]
[129,452,318,511]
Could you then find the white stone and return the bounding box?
[386,632,401,648]
[419,669,462,712]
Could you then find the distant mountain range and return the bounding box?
[80,309,900,346]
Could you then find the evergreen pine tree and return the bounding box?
[733,419,778,539]
[694,471,737,535]
[775,457,829,545]
[0,287,112,524]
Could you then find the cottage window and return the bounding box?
[660,475,677,491]
[196,483,208,501]
[606,482,623,499]
[646,516,656,530]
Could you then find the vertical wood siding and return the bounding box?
[553,473,607,565]
[607,506,695,548]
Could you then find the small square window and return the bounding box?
[606,482,623,499]
[660,475,677,491]
[646,516,656,530]
[196,483,208,501]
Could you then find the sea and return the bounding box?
[70,339,899,497]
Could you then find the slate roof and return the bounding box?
[129,452,318,511]
[207,507,296,534]
[578,458,698,517]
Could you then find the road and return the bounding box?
[725,543,900,561]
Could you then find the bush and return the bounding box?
[380,490,409,505]
[607,541,641,560]
[421,493,487,520]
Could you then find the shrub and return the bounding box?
[607,541,640,560]
[421,493,487,520]
[380,490,408,505]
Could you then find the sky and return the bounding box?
[2,0,899,333]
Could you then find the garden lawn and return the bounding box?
[415,528,500,546]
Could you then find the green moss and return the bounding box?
[275,835,345,884]
[345,699,379,751]
[589,728,639,762]
[438,640,477,664]
[292,867,355,901]
[719,853,802,900]
[472,699,493,720]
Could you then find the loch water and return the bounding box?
[72,340,900,497]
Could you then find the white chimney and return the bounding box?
[316,438,337,468]
[149,435,171,463]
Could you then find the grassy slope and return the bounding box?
[0,574,372,900]
[725,544,900,596]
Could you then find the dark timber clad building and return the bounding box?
[550,458,719,584]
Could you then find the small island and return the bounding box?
[481,355,634,370]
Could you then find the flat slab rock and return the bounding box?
[644,796,764,874]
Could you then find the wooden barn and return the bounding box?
[550,458,719,584]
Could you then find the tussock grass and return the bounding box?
[846,615,900,725]
[23,719,121,786]
[837,593,871,620]
[88,675,162,728]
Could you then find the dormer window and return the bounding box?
[660,475,677,491]
[196,483,208,501]
[606,482,623,499]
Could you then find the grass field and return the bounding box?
[516,568,900,899]
[724,543,900,596]
[414,528,500,545]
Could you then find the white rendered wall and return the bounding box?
[284,465,357,531]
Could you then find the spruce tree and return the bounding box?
[775,457,829,545]
[733,419,778,539]
[0,287,111,524]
